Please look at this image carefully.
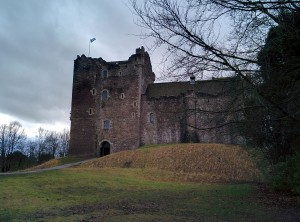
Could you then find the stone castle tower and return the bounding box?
[69,47,243,157]
[69,47,155,156]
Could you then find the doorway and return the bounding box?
[99,141,110,157]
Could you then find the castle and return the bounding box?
[69,47,243,157]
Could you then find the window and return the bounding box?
[103,120,110,129]
[120,93,125,99]
[149,113,154,123]
[88,108,94,115]
[90,88,97,96]
[101,90,109,101]
[133,101,138,107]
[102,69,108,78]
[119,71,122,76]
[132,112,136,119]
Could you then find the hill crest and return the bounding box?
[78,143,262,183]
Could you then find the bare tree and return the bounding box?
[58,128,70,157]
[0,121,26,172]
[45,131,58,158]
[130,0,299,120]
[131,0,298,73]
[27,140,37,159]
[130,0,300,162]
[36,127,49,162]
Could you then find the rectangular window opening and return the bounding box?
[103,120,110,129]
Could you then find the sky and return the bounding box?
[0,0,160,137]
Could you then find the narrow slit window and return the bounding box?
[120,93,125,99]
[88,108,94,115]
[90,88,97,96]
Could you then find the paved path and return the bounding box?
[0,158,96,176]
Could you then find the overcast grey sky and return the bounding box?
[0,0,159,136]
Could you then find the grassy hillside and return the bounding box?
[79,143,262,183]
[1,168,299,221]
[1,144,299,221]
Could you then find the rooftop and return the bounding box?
[146,78,238,98]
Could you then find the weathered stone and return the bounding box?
[69,47,243,157]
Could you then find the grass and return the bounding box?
[79,143,263,183]
[23,156,90,171]
[1,144,298,221]
[0,168,280,222]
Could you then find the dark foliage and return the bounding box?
[253,10,300,162]
[130,0,300,193]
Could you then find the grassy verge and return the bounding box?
[0,167,290,222]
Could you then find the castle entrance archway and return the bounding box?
[99,141,110,157]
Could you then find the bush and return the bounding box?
[270,151,300,194]
[38,153,53,163]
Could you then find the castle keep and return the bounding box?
[69,47,242,157]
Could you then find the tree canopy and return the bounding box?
[132,1,298,77]
[131,0,300,155]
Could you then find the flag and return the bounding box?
[90,38,96,43]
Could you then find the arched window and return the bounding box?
[101,90,109,101]
[102,69,108,78]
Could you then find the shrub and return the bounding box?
[270,151,300,194]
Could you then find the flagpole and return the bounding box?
[88,38,96,57]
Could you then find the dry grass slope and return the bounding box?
[26,159,60,170]
[24,156,89,171]
[79,143,263,183]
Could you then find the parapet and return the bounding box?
[136,46,145,54]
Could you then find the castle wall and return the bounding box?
[140,96,184,145]
[69,47,155,156]
[141,87,243,145]
[189,92,243,144]
[97,62,142,153]
[69,56,98,156]
[69,47,244,157]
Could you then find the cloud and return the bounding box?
[0,0,153,133]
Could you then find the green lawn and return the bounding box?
[0,167,287,222]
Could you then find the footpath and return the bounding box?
[0,159,95,176]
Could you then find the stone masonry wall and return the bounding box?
[140,86,243,145]
[69,56,99,156]
[69,47,155,156]
[140,95,184,145]
[69,47,243,157]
